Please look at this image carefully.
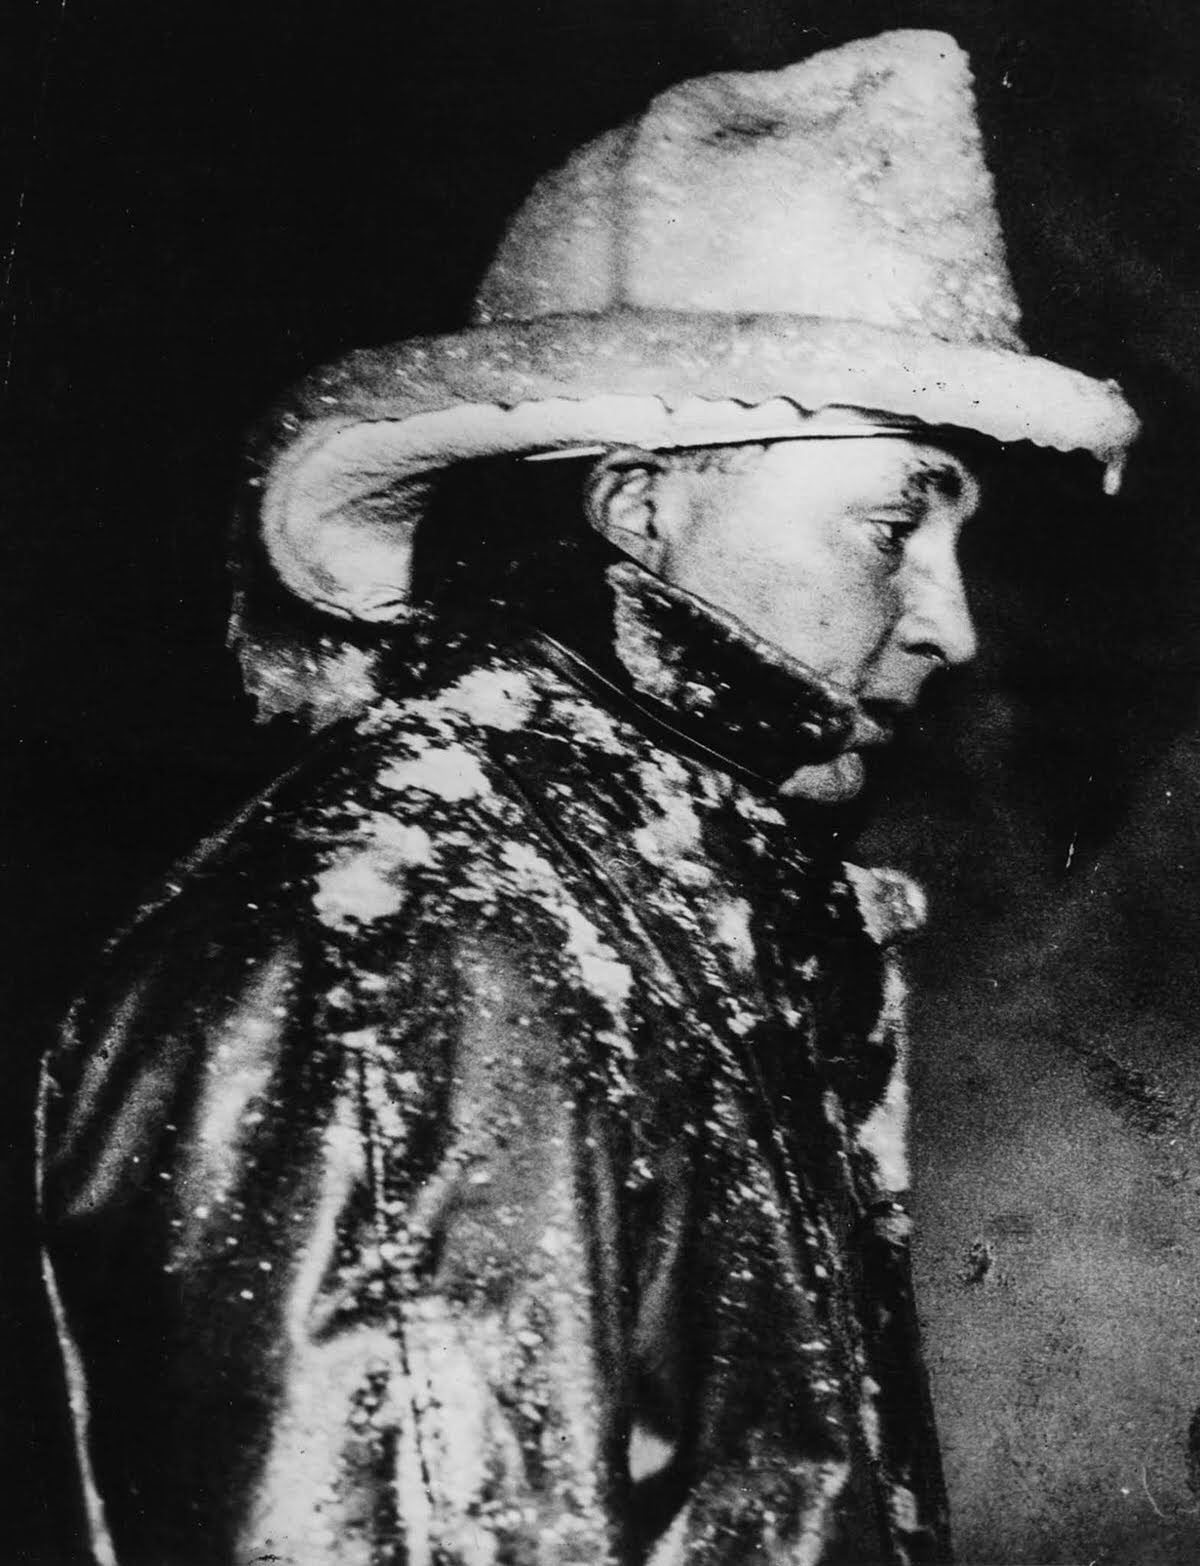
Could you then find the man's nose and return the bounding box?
[898,553,977,668]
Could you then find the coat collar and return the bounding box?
[535,558,861,796]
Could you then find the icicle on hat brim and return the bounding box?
[252,29,1140,625]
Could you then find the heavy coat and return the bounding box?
[40,561,948,1565]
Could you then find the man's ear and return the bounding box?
[583,448,673,573]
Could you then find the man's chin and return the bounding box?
[780,751,866,804]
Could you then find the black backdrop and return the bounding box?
[4,2,1199,1559]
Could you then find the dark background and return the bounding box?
[3,2,1199,1560]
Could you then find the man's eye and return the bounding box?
[868,519,919,559]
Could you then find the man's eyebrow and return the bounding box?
[902,462,965,503]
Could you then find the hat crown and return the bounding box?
[475,30,1024,351]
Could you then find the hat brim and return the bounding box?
[257,309,1140,622]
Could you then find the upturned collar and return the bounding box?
[537,559,861,796]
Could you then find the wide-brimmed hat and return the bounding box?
[251,28,1139,628]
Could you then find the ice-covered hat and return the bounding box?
[252,29,1139,626]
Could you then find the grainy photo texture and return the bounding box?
[5,4,1200,1564]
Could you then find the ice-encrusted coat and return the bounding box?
[40,563,948,1566]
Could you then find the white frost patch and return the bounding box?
[629,1422,676,1483]
[497,840,633,1017]
[442,666,535,731]
[340,1027,380,1054]
[378,744,492,802]
[313,821,436,931]
[734,792,785,829]
[844,863,927,945]
[558,904,633,1013]
[313,855,407,930]
[365,815,437,865]
[872,962,908,1040]
[855,1051,910,1193]
[722,996,760,1038]
[612,593,675,705]
[860,1374,883,1458]
[791,1460,853,1566]
[645,1506,689,1566]
[637,753,690,803]
[499,840,557,883]
[710,898,755,972]
[632,758,708,876]
[246,638,380,728]
[632,803,701,864]
[888,1484,921,1535]
[549,697,624,754]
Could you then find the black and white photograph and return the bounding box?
[4,3,1200,1562]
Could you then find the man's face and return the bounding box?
[654,436,981,801]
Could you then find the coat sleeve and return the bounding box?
[38,801,371,1566]
[38,798,629,1566]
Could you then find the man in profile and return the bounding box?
[39,29,1137,1566]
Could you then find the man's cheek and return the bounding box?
[817,577,898,676]
[846,574,904,656]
